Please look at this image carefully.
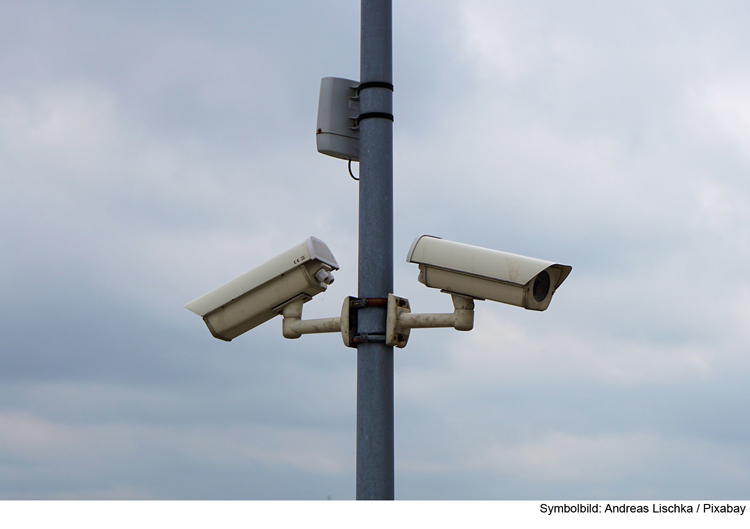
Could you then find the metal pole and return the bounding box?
[356,0,394,500]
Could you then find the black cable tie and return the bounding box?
[356,81,394,93]
[356,112,394,125]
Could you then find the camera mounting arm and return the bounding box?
[280,293,475,349]
[281,298,343,339]
[385,293,474,348]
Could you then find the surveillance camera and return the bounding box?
[406,235,571,311]
[185,237,340,341]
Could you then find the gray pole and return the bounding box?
[356,0,394,500]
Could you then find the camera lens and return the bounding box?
[533,271,551,302]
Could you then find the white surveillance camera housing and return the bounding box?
[185,237,339,341]
[406,235,571,311]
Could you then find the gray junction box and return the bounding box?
[316,77,360,161]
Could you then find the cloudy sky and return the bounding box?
[2,0,750,500]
